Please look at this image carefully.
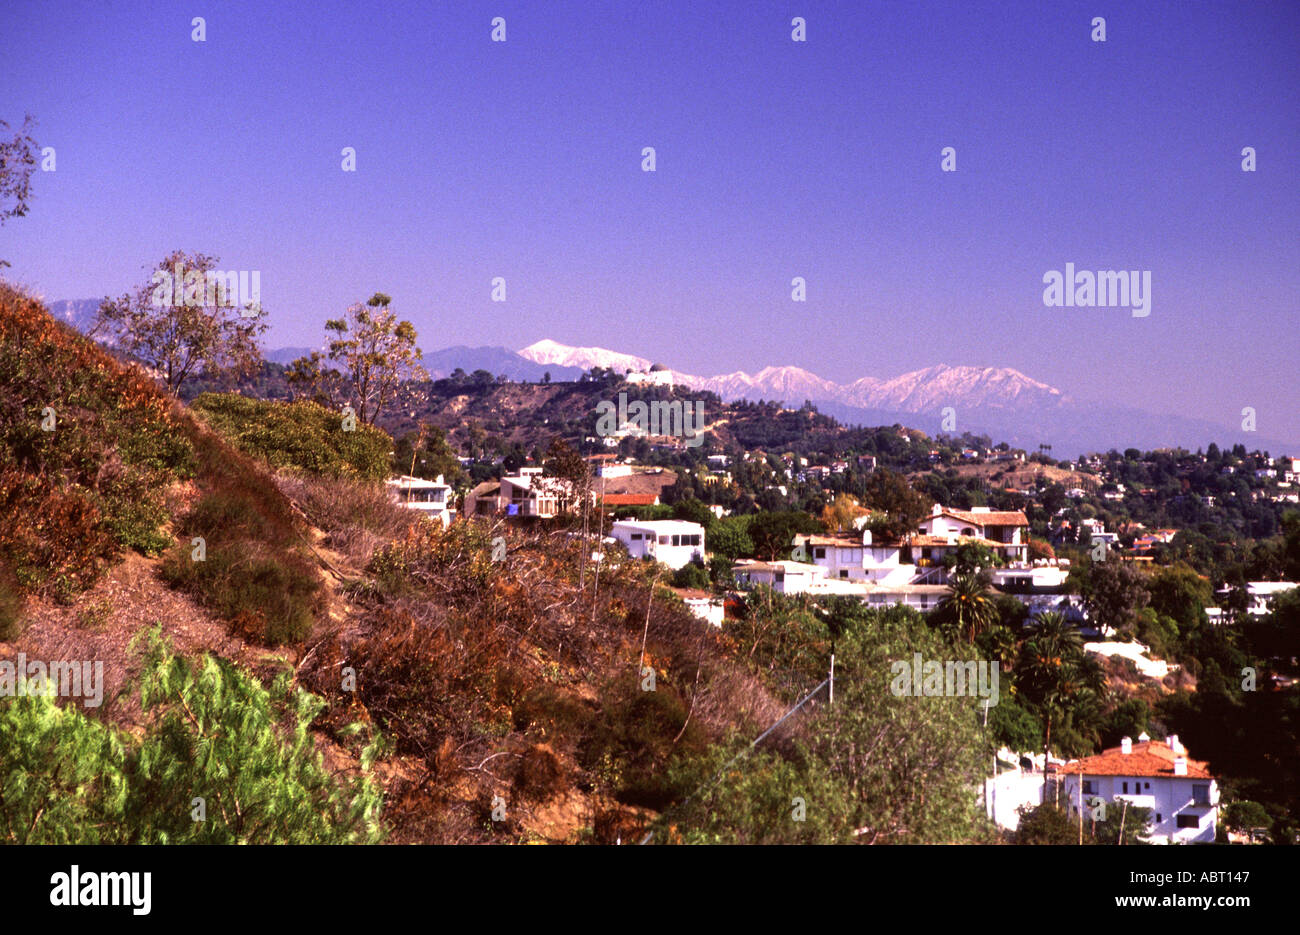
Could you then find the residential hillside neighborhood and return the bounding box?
[365,361,1300,846]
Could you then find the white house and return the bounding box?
[1210,580,1299,619]
[611,520,705,570]
[1055,735,1219,844]
[498,468,582,518]
[732,559,828,594]
[858,583,951,613]
[385,475,454,527]
[674,589,725,627]
[989,564,1070,592]
[794,531,919,586]
[916,505,1030,564]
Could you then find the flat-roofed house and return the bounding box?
[611,519,705,569]
[498,468,582,518]
[386,475,454,527]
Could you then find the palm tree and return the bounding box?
[1020,611,1085,799]
[936,573,998,644]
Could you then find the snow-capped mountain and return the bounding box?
[507,340,1293,453]
[842,365,1064,413]
[518,339,655,376]
[518,341,1063,418]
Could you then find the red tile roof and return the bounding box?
[938,509,1029,527]
[600,493,659,506]
[1055,740,1215,780]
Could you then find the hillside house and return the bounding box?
[733,559,828,594]
[916,505,1030,565]
[1054,735,1220,844]
[386,475,454,527]
[1210,581,1299,618]
[477,468,587,518]
[794,531,917,586]
[674,589,725,627]
[792,505,1031,588]
[610,520,705,569]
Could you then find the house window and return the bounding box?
[1144,782,1150,790]
[1122,782,1128,794]
[1192,784,1210,805]
[1176,814,1199,829]
[839,571,848,579]
[659,536,669,545]
[1082,780,1096,795]
[1156,813,1162,822]
[629,533,642,541]
[814,548,826,559]
[671,535,681,546]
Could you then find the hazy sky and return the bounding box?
[3,0,1298,438]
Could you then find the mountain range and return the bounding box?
[48,299,1295,456]
[513,340,1293,457]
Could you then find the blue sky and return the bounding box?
[3,0,1298,440]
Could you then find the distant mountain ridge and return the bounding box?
[50,300,1296,455]
[516,339,1294,456]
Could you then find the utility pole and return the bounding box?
[828,652,834,705]
[982,700,994,827]
[1078,773,1085,845]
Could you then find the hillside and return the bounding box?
[1,287,1005,844]
[0,287,793,842]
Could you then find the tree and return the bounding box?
[394,423,462,483]
[1224,800,1271,836]
[285,350,344,408]
[1027,537,1056,562]
[819,493,867,533]
[934,573,999,644]
[1283,511,1300,580]
[672,498,716,532]
[1078,561,1150,637]
[706,515,754,560]
[748,511,821,560]
[544,438,595,588]
[670,559,709,590]
[861,469,933,540]
[942,540,1003,577]
[659,606,989,843]
[1019,611,1087,789]
[321,292,427,425]
[95,250,267,394]
[0,114,39,267]
[1146,563,1212,633]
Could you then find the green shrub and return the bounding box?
[0,629,386,844]
[190,392,392,479]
